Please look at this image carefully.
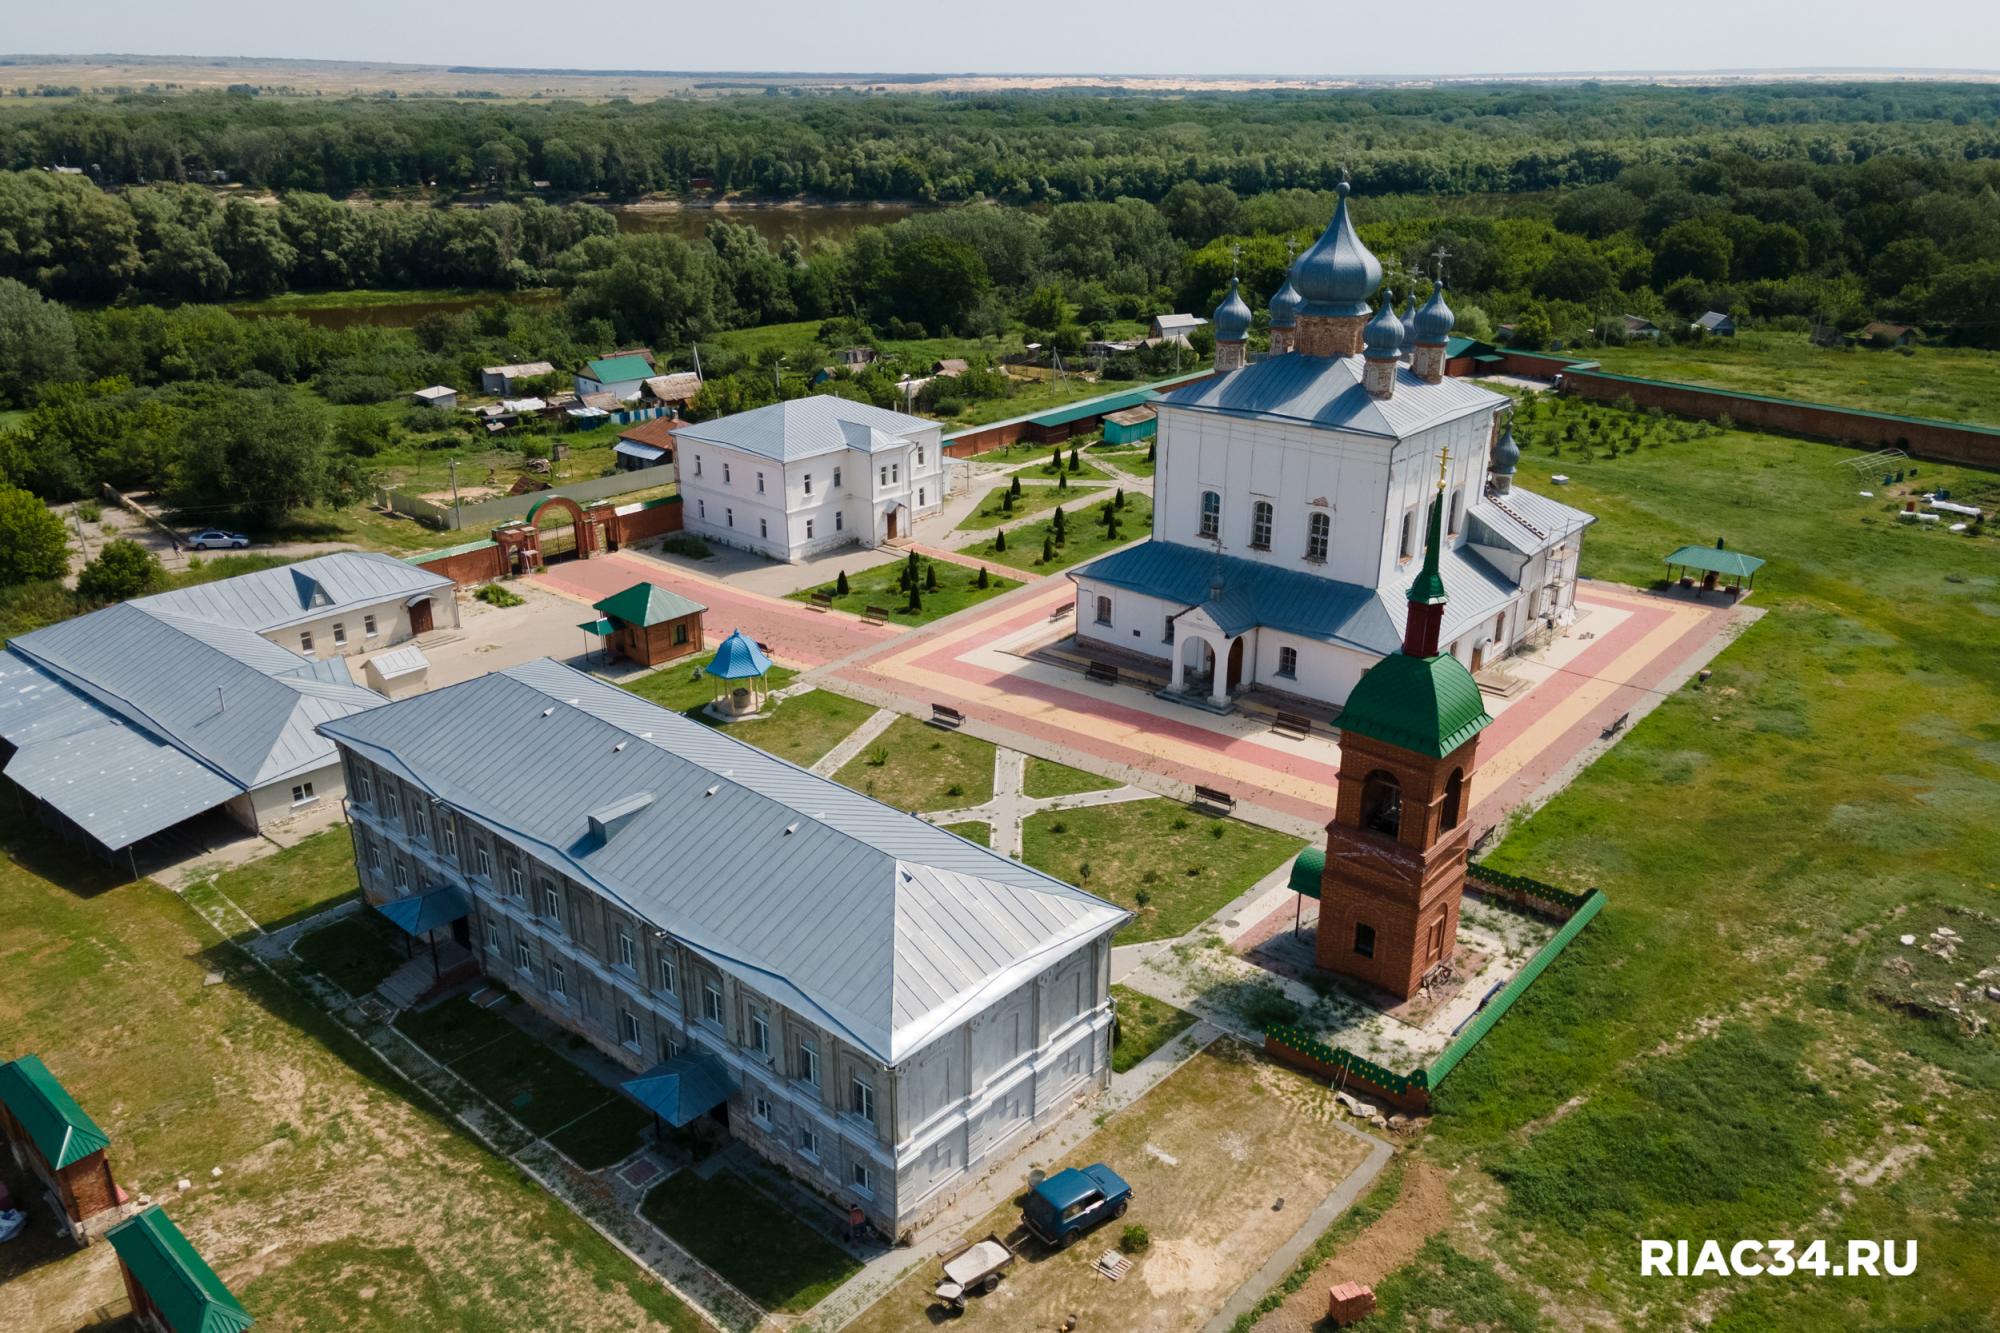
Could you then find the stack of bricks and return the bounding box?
[1328,1281,1378,1325]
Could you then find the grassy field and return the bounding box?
[620,649,800,714]
[1021,756,1120,799]
[1311,413,2000,1329]
[640,1170,860,1314]
[846,1041,1372,1333]
[1585,330,2000,425]
[972,491,1153,574]
[939,819,991,847]
[618,656,886,768]
[198,827,358,929]
[786,554,1019,624]
[1110,984,1199,1073]
[834,714,996,812]
[0,829,702,1332]
[1090,440,1157,478]
[1021,800,1304,943]
[954,480,1108,531]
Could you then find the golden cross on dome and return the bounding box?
[1437,449,1450,490]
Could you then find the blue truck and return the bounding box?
[1021,1163,1133,1249]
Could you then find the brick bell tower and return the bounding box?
[1314,459,1493,1000]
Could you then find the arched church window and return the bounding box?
[1306,511,1330,563]
[1360,770,1402,839]
[1199,491,1221,540]
[1449,487,1464,534]
[1250,501,1273,549]
[1441,767,1464,832]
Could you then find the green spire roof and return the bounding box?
[1337,653,1491,758]
[106,1207,255,1333]
[1407,486,1447,606]
[591,582,708,628]
[0,1053,110,1169]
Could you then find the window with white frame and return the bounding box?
[657,953,677,995]
[441,819,457,859]
[619,1008,642,1049]
[549,959,568,1001]
[803,473,812,495]
[393,859,409,891]
[726,507,734,528]
[1278,646,1299,678]
[798,1125,819,1158]
[722,462,731,484]
[851,1161,871,1192]
[750,1009,769,1056]
[292,781,316,805]
[693,454,702,477]
[484,918,501,950]
[797,1035,820,1087]
[1399,507,1417,559]
[1199,490,1221,540]
[660,1033,681,1062]
[332,621,347,646]
[1449,487,1464,534]
[891,463,900,483]
[832,466,842,488]
[916,446,925,466]
[1306,510,1330,562]
[850,1077,875,1124]
[1095,594,1112,625]
[475,842,492,879]
[299,630,314,652]
[918,486,926,505]
[542,884,561,922]
[805,519,814,539]
[364,613,378,637]
[756,471,765,493]
[759,517,768,539]
[365,839,381,873]
[834,511,843,531]
[515,940,533,975]
[702,981,724,1026]
[1163,615,1176,644]
[411,802,429,841]
[753,1095,773,1124]
[508,863,524,897]
[618,929,635,971]
[1250,500,1274,549]
[354,767,372,803]
[698,499,706,519]
[879,464,888,486]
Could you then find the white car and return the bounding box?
[187,529,251,550]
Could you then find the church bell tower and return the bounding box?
[1313,460,1493,1000]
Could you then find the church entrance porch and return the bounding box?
[1162,630,1238,712]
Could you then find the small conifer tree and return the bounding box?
[995,528,1007,552]
[1114,488,1126,509]
[1042,534,1055,563]
[1068,446,1081,471]
[977,566,990,589]
[925,562,938,591]
[1058,471,1069,491]
[835,569,849,596]
[1009,475,1022,498]
[1053,506,1066,541]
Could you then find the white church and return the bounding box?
[1070,181,1594,713]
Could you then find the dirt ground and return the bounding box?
[1257,1162,1455,1332]
[843,1042,1375,1333]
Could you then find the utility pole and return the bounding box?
[691,343,703,379]
[448,458,461,515]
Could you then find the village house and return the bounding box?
[411,384,458,411]
[613,416,681,472]
[1858,320,1920,347]
[1693,311,1737,337]
[1070,181,1592,714]
[480,361,556,395]
[1150,312,1208,341]
[0,1054,120,1245]
[643,371,703,411]
[673,395,944,561]
[586,581,707,667]
[320,659,1125,1237]
[575,351,656,400]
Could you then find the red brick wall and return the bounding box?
[613,499,685,545]
[412,544,506,586]
[62,1150,118,1222]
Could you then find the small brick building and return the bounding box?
[107,1205,255,1333]
[0,1053,120,1244]
[590,581,708,667]
[1315,484,1492,1000]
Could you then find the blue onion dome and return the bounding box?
[1400,289,1418,346]
[1267,273,1303,329]
[1413,280,1455,345]
[1291,178,1383,319]
[1211,276,1252,342]
[1363,291,1403,359]
[1491,424,1521,476]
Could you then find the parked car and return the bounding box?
[1021,1164,1132,1249]
[187,529,251,550]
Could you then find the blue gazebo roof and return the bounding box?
[705,629,771,680]
[622,1052,738,1127]
[375,885,471,937]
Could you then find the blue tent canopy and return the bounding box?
[375,885,472,937]
[621,1052,738,1127]
[705,629,771,681]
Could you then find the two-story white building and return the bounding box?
[1070,183,1591,714]
[320,659,1125,1238]
[672,396,944,562]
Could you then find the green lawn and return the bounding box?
[954,480,1108,531]
[833,714,996,813]
[0,828,701,1332]
[292,914,408,997]
[722,688,881,768]
[621,650,800,714]
[1585,329,2000,426]
[200,827,358,929]
[1090,441,1157,478]
[1111,984,1198,1073]
[1020,800,1304,943]
[786,555,1020,624]
[1022,756,1120,799]
[973,491,1154,575]
[940,819,991,847]
[641,1170,861,1314]
[1383,417,2000,1328]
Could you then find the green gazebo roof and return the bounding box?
[592,582,708,628]
[1337,652,1492,759]
[0,1053,110,1169]
[106,1207,255,1333]
[1664,545,1765,579]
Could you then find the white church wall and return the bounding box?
[1073,583,1176,662]
[1253,631,1374,706]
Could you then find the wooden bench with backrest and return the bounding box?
[930,703,966,730]
[862,605,890,625]
[1191,784,1235,815]
[1271,711,1313,740]
[808,591,834,611]
[1084,661,1119,685]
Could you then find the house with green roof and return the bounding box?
[588,581,708,667]
[575,350,657,400]
[0,1052,121,1242]
[107,1207,254,1333]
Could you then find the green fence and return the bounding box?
[1425,888,1606,1088]
[1264,1025,1429,1099]
[1465,861,1598,914]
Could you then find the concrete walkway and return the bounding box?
[919,744,1156,859]
[810,706,901,776]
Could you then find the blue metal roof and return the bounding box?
[705,629,771,680]
[1159,353,1505,441]
[375,884,471,937]
[673,395,933,463]
[1291,180,1381,320]
[622,1053,738,1127]
[1211,277,1252,342]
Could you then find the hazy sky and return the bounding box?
[10,1,1999,76]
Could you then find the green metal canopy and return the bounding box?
[1337,653,1492,759]
[0,1053,110,1169]
[622,1052,738,1128]
[106,1207,255,1333]
[593,581,709,628]
[1288,847,1325,900]
[375,885,472,938]
[1664,545,1765,580]
[577,617,615,637]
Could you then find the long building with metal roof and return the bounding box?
[320,659,1126,1235]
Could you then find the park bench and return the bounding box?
[862,605,890,625]
[1084,661,1119,685]
[1601,711,1630,740]
[1049,601,1075,621]
[1271,711,1313,740]
[808,591,834,611]
[1190,784,1235,815]
[930,703,966,730]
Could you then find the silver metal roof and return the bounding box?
[1074,538,1516,658]
[138,552,452,634]
[672,395,934,464]
[1161,353,1506,440]
[366,644,430,680]
[1487,486,1596,547]
[319,660,1126,1065]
